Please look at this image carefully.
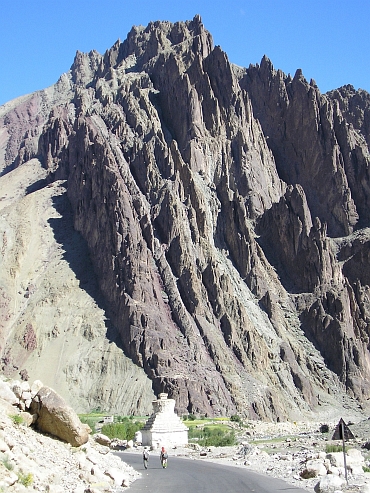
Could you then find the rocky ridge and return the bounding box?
[1,15,370,420]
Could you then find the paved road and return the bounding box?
[116,452,309,493]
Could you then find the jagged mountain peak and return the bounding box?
[1,18,370,421]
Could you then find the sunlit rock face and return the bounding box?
[1,15,370,420]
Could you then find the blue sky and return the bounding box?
[1,0,369,106]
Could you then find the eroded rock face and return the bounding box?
[1,15,370,419]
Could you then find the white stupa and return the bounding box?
[141,393,188,447]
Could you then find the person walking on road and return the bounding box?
[143,447,150,469]
[160,446,168,468]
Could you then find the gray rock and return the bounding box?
[30,380,44,398]
[21,391,32,402]
[30,386,89,446]
[93,433,111,447]
[0,381,19,405]
[314,474,345,492]
[20,381,30,393]
[305,459,327,477]
[20,411,35,427]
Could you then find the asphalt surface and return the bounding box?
[116,452,310,493]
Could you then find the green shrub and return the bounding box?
[363,466,370,473]
[10,414,23,426]
[18,472,33,487]
[189,426,235,447]
[230,415,241,423]
[101,420,142,441]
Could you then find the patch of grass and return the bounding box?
[183,415,230,422]
[17,472,33,487]
[9,414,23,426]
[78,412,109,433]
[185,419,207,427]
[325,444,346,453]
[78,411,107,423]
[184,418,230,429]
[79,411,106,417]
[363,466,370,473]
[78,412,106,421]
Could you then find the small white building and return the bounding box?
[141,393,188,447]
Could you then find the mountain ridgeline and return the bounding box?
[1,15,370,420]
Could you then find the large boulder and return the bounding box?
[314,474,345,492]
[93,433,112,447]
[30,386,88,446]
[303,459,327,477]
[327,448,365,470]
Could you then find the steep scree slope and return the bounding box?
[1,15,370,419]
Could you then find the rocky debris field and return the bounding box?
[149,419,370,493]
[2,374,370,492]
[0,377,140,492]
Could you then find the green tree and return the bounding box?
[101,420,142,441]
